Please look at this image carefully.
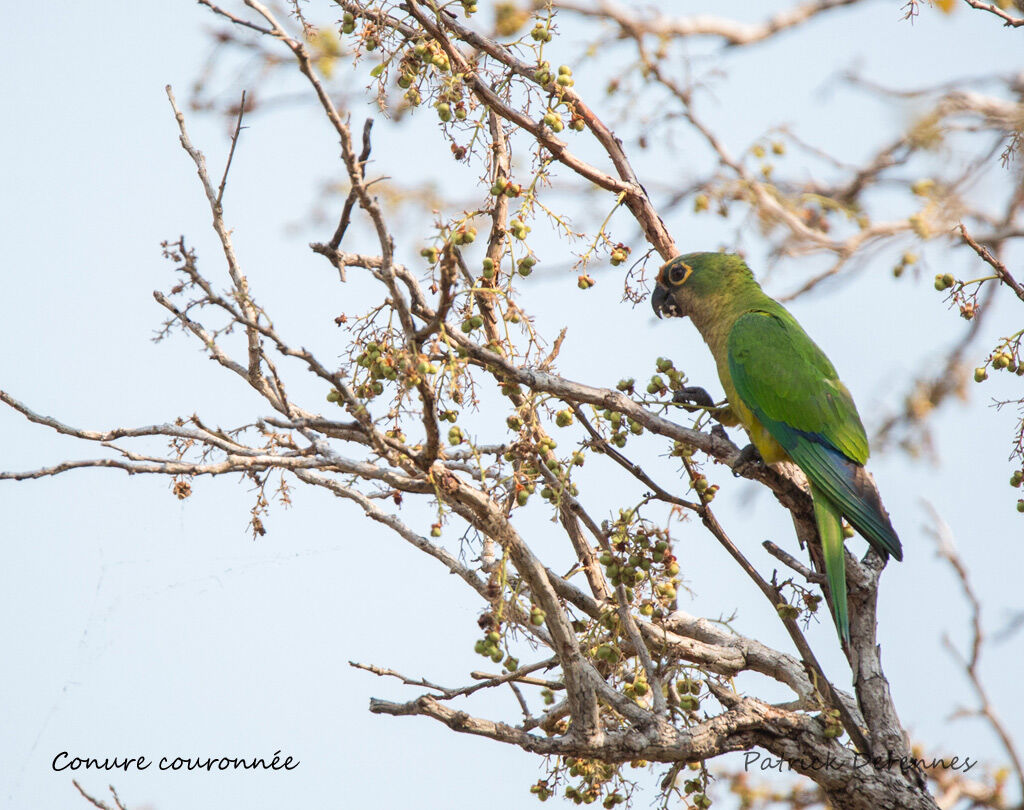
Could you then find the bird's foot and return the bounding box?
[672,386,716,411]
[732,443,765,478]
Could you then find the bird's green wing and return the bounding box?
[727,310,902,561]
[726,309,868,463]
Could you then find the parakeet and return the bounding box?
[650,252,902,641]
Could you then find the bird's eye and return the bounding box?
[667,261,691,285]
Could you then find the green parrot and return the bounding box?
[651,252,902,641]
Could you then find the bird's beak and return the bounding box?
[651,283,668,319]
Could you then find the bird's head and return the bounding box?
[650,252,755,319]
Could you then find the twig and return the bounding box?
[71,781,126,810]
[570,403,701,511]
[195,0,274,35]
[351,656,560,700]
[166,85,267,392]
[470,670,564,689]
[216,90,248,206]
[763,540,826,584]
[959,223,1024,303]
[962,0,1024,26]
[328,118,374,255]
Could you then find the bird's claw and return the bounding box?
[731,443,765,478]
[672,386,715,410]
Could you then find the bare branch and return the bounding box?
[961,0,1024,26]
[552,0,865,46]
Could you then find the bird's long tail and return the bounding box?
[811,483,849,642]
[791,441,903,562]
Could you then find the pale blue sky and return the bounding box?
[2,3,1022,809]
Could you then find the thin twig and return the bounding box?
[763,540,826,584]
[328,118,375,255]
[960,223,1024,303]
[962,0,1024,26]
[216,90,248,206]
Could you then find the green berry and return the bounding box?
[679,694,700,712]
[776,603,799,620]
